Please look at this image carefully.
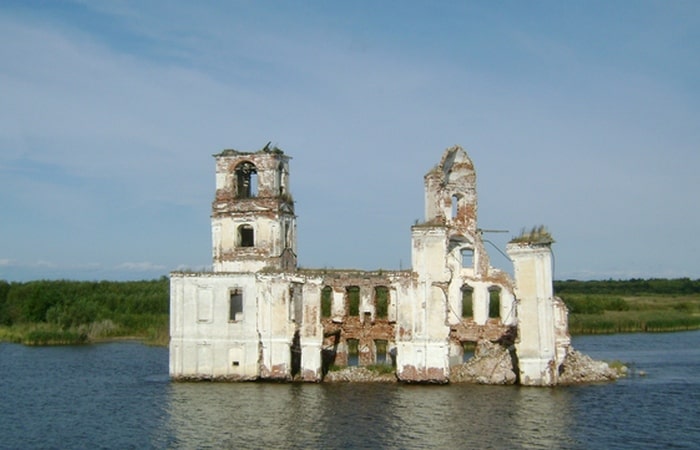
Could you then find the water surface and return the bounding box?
[1,331,698,449]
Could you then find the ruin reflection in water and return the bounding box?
[165,382,576,449]
[2,332,698,449]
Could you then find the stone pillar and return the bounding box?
[500,289,517,326]
[472,283,490,325]
[300,283,323,382]
[507,242,561,386]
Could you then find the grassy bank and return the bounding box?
[567,298,700,334]
[556,279,700,334]
[0,278,169,346]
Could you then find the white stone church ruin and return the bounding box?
[170,144,613,385]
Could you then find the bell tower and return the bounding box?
[411,145,490,277]
[210,145,297,272]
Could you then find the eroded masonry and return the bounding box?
[170,145,604,385]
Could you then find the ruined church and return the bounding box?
[169,145,572,385]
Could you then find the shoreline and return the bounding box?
[2,322,700,347]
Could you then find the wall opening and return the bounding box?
[235,161,258,198]
[278,162,287,196]
[346,339,359,366]
[375,339,388,365]
[451,194,459,219]
[290,330,301,377]
[488,286,501,319]
[375,286,389,319]
[462,341,476,362]
[346,286,360,316]
[321,286,332,318]
[238,224,254,247]
[461,248,474,268]
[461,285,473,318]
[289,283,303,323]
[229,289,243,321]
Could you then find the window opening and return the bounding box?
[278,162,286,196]
[461,248,474,268]
[321,286,332,318]
[451,194,459,219]
[284,222,290,249]
[346,339,359,366]
[375,286,388,319]
[289,284,303,323]
[462,341,476,362]
[461,286,473,318]
[235,162,258,198]
[230,289,243,321]
[488,286,501,319]
[375,339,388,365]
[238,224,254,247]
[346,286,360,316]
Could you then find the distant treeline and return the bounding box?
[0,278,168,344]
[554,278,700,296]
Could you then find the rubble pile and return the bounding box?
[323,367,397,383]
[450,340,517,384]
[558,349,622,384]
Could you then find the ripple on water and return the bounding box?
[1,331,699,449]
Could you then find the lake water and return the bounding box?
[1,331,699,449]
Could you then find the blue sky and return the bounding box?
[1,0,698,281]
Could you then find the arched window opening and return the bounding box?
[488,286,501,319]
[461,285,473,318]
[278,162,286,196]
[235,162,258,198]
[451,194,459,219]
[238,224,254,247]
[346,286,360,316]
[284,222,290,249]
[321,286,333,318]
[461,248,474,268]
[375,286,389,319]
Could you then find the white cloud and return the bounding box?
[116,262,167,272]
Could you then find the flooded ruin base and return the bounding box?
[170,144,615,386]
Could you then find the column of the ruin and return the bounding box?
[507,241,559,386]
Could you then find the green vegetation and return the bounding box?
[462,287,473,317]
[0,278,169,346]
[375,286,389,319]
[321,286,332,318]
[1,277,699,347]
[555,278,700,334]
[347,286,360,316]
[510,225,554,245]
[365,364,395,374]
[488,288,500,318]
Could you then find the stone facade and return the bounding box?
[170,144,572,385]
